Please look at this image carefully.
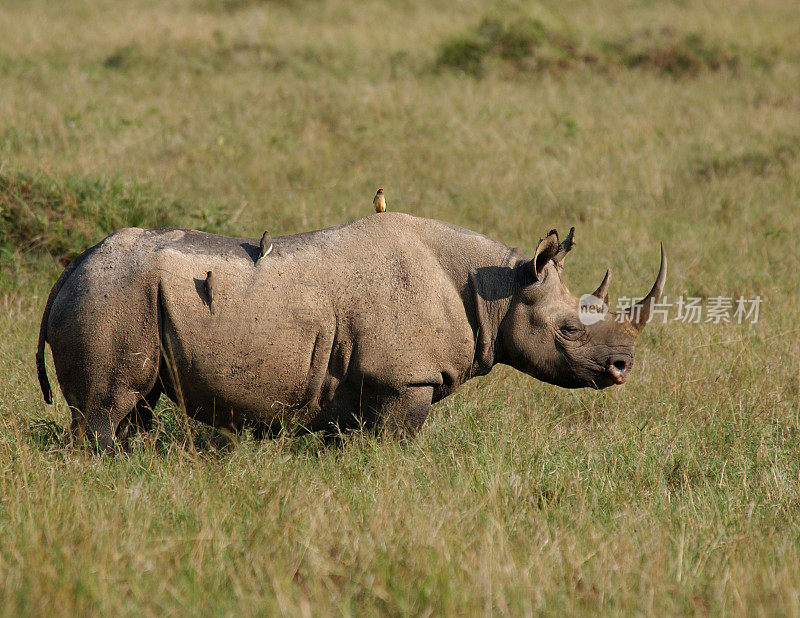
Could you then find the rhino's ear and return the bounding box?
[524,231,560,283]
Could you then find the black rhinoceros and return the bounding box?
[36,212,665,451]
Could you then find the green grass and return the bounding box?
[0,171,223,270]
[1,0,799,614]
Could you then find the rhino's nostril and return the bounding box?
[607,357,630,384]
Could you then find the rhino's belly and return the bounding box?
[161,307,329,426]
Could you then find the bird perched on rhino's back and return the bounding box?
[205,270,216,315]
[35,213,666,453]
[258,231,273,262]
[373,188,386,213]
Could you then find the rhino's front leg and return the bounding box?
[380,385,434,439]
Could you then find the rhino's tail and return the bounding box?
[35,248,93,404]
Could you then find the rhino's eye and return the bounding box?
[559,322,585,340]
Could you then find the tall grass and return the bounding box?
[0,0,798,614]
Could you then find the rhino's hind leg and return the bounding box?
[66,382,162,453]
[68,386,140,453]
[63,369,158,453]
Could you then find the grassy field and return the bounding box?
[1,0,799,614]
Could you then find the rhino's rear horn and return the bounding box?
[592,269,611,305]
[623,243,667,332]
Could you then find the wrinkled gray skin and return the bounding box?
[35,213,665,452]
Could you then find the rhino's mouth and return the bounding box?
[591,373,622,389]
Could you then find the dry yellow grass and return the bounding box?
[1,0,799,614]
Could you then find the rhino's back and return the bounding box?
[91,213,507,368]
[144,213,495,388]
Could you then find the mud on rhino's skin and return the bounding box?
[35,212,665,452]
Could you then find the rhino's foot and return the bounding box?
[378,385,434,440]
[284,383,435,442]
[67,387,144,454]
[69,408,114,453]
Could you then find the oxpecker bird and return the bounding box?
[258,231,273,262]
[205,270,216,315]
[373,188,386,213]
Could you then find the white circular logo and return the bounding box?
[578,294,608,325]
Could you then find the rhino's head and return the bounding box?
[499,228,666,389]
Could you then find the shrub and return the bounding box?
[435,33,489,76]
[605,28,740,77]
[0,172,218,265]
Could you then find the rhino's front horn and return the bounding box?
[592,269,611,305]
[622,243,667,332]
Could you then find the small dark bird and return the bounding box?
[258,231,273,262]
[373,188,386,213]
[205,270,216,315]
